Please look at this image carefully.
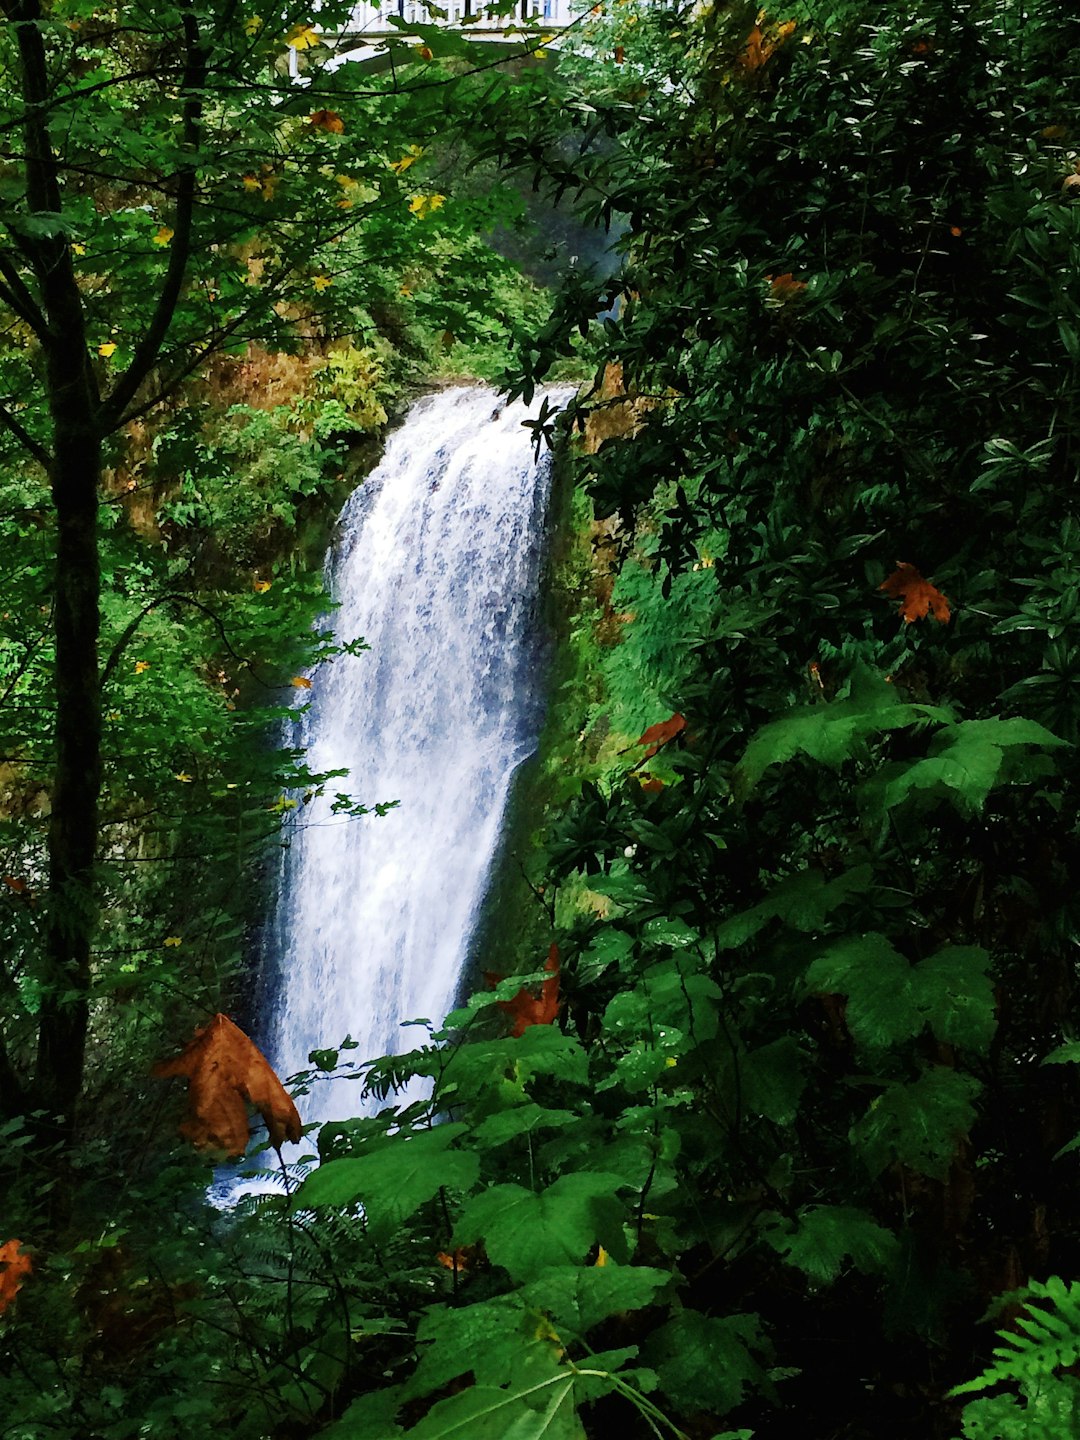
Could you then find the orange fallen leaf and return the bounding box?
[766,271,807,302]
[309,109,344,133]
[436,1246,476,1273]
[635,713,686,760]
[0,1239,31,1315]
[489,944,561,1038]
[153,1013,302,1156]
[3,876,28,894]
[291,675,312,689]
[879,561,951,624]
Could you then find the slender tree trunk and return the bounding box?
[33,362,101,1135]
[4,0,105,1136]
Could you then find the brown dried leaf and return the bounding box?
[492,944,561,1038]
[0,1239,31,1314]
[879,561,951,624]
[635,712,686,759]
[153,1013,301,1156]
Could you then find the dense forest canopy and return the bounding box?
[4,0,1080,1437]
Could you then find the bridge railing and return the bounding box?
[348,0,574,31]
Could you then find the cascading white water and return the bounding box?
[265,385,563,1124]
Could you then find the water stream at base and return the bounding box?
[263,384,564,1128]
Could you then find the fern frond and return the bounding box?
[953,1279,1080,1395]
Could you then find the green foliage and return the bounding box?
[10,0,1080,1437]
[953,1280,1080,1440]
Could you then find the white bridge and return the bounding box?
[288,0,575,75]
[348,0,574,32]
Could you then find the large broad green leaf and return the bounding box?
[736,666,949,793]
[523,1263,672,1336]
[850,1068,981,1179]
[317,1386,404,1438]
[431,1028,590,1112]
[715,865,873,948]
[295,1125,479,1242]
[453,1173,625,1283]
[866,716,1066,816]
[406,1296,561,1400]
[400,1375,584,1440]
[472,1104,581,1148]
[912,946,997,1052]
[807,936,995,1054]
[806,934,920,1050]
[736,1036,808,1125]
[763,1206,899,1284]
[644,1310,770,1417]
[602,961,722,1046]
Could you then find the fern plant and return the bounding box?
[952,1280,1080,1440]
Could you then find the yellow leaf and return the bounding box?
[285,22,320,49]
[407,193,445,219]
[253,578,271,593]
[594,1245,609,1267]
[414,44,434,60]
[153,226,174,247]
[71,243,86,256]
[98,341,118,358]
[244,14,263,35]
[163,936,183,948]
[291,675,312,689]
[134,659,150,673]
[174,771,194,783]
[389,145,424,175]
[312,274,333,292]
[242,173,262,191]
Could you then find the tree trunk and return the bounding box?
[32,319,102,1139]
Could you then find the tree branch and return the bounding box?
[0,251,49,343]
[0,399,50,468]
[101,592,276,690]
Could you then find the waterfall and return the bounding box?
[265,385,562,1125]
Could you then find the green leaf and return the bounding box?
[432,1028,590,1110]
[399,1376,584,1440]
[317,1386,404,1438]
[913,947,997,1052]
[1042,1042,1080,1066]
[850,1068,981,1179]
[472,1104,581,1148]
[406,1296,561,1400]
[295,1125,479,1242]
[644,1310,770,1417]
[763,1206,899,1284]
[736,666,948,793]
[715,865,873,949]
[453,1173,625,1283]
[807,937,995,1054]
[522,1263,672,1336]
[806,933,920,1050]
[866,717,1066,816]
[738,1037,807,1125]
